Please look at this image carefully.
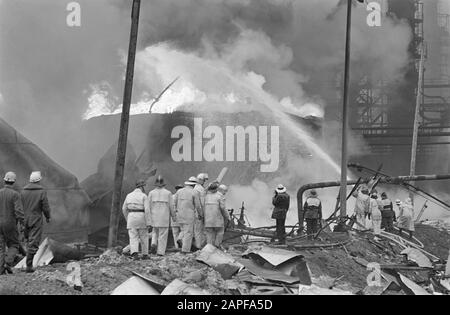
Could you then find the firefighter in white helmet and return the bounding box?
[303,190,322,240]
[352,185,370,231]
[193,173,208,249]
[204,182,230,248]
[0,172,24,275]
[122,180,150,259]
[369,192,382,235]
[397,198,415,239]
[171,185,184,249]
[21,171,51,273]
[174,177,202,253]
[148,176,176,256]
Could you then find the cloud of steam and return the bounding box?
[84,28,318,118]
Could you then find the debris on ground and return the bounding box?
[111,276,159,295]
[0,222,448,295]
[197,244,243,280]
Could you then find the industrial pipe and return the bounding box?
[297,174,450,230]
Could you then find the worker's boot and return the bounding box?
[150,244,157,255]
[26,265,35,273]
[190,245,200,252]
[141,254,150,260]
[130,252,139,260]
[25,254,35,273]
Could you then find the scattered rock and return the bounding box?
[184,270,205,283]
[100,267,116,279]
[97,249,128,265]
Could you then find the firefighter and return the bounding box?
[193,173,208,249]
[398,198,415,239]
[218,184,230,229]
[380,192,396,232]
[204,182,230,248]
[148,176,176,256]
[272,184,290,245]
[352,185,370,231]
[21,171,51,273]
[369,192,382,235]
[303,190,322,240]
[0,172,24,275]
[122,180,150,259]
[174,177,202,253]
[171,185,184,249]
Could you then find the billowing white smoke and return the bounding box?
[83,29,323,119]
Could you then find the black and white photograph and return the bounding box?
[0,0,449,299]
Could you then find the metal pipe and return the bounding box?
[297,174,450,228]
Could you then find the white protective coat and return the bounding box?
[122,188,150,229]
[370,198,382,235]
[398,203,415,232]
[193,184,206,248]
[148,187,175,228]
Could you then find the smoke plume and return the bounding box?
[0,0,412,187]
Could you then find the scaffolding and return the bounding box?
[350,0,450,152]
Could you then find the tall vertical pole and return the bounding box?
[409,44,425,204]
[108,0,141,248]
[340,0,353,219]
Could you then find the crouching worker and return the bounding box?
[204,182,230,248]
[303,190,322,240]
[0,172,24,275]
[148,176,176,256]
[174,177,202,254]
[122,180,150,260]
[21,172,51,273]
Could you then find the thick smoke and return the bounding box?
[1,0,412,189]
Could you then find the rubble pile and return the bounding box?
[0,222,448,295]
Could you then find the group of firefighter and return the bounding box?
[352,185,415,238]
[122,173,231,259]
[302,185,416,240]
[1,168,419,272]
[0,171,51,275]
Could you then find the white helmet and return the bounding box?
[184,176,198,186]
[4,172,17,183]
[30,171,42,183]
[197,173,209,182]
